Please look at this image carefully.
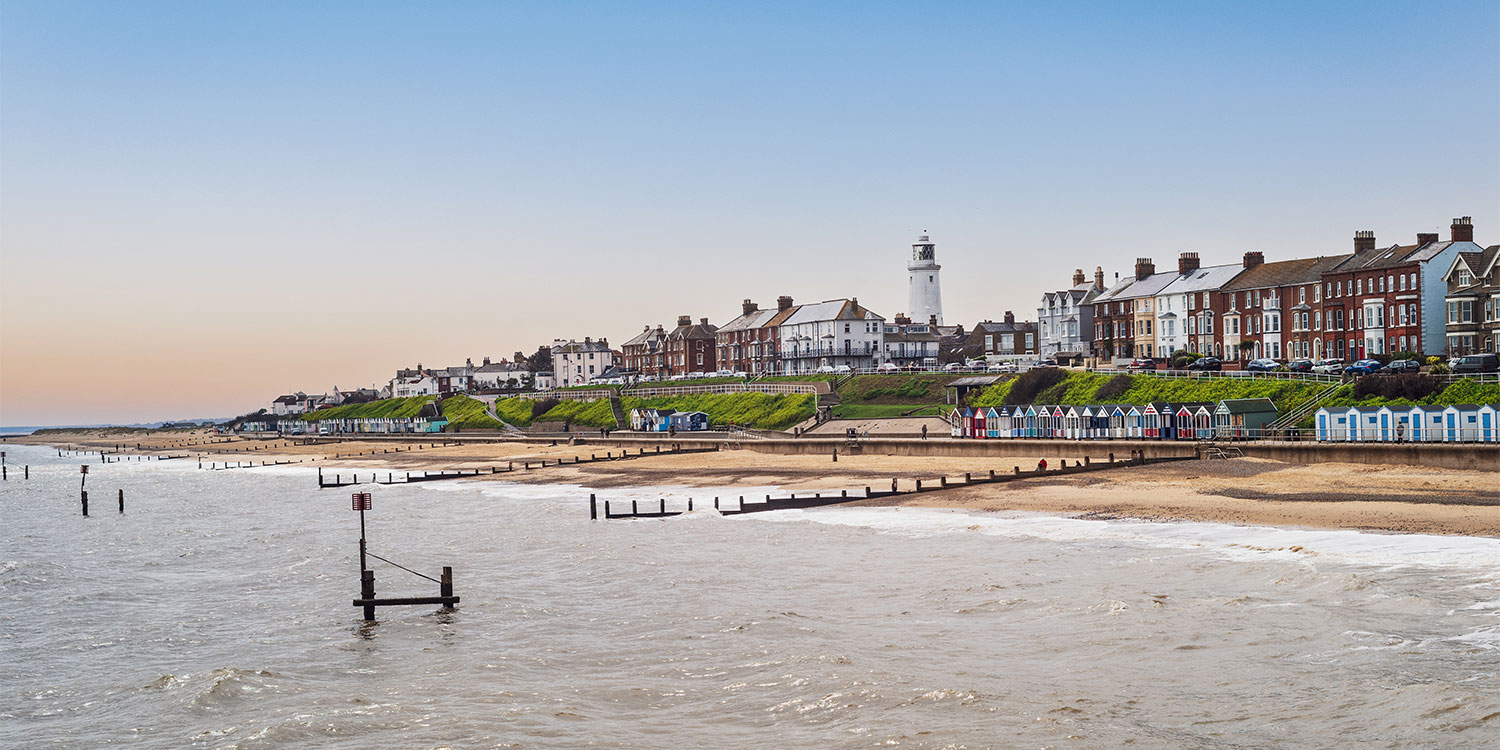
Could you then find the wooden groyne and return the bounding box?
[594,453,1195,520]
[318,444,721,489]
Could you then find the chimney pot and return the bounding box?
[1072,268,1086,286]
[1242,252,1264,270]
[677,315,691,327]
[483,356,490,365]
[929,314,938,326]
[777,295,794,311]
[1134,258,1156,280]
[1178,252,1200,275]
[1353,230,1376,253]
[1095,266,1105,289]
[699,317,708,325]
[1004,311,1015,324]
[1451,217,1474,243]
[742,299,758,316]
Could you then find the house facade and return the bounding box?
[777,298,884,373]
[1152,254,1244,359]
[1442,242,1499,355]
[966,312,1038,359]
[551,338,615,387]
[883,314,942,368]
[714,298,786,374]
[1037,267,1103,361]
[473,355,532,389]
[621,325,669,379]
[665,315,718,375]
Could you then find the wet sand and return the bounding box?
[10,429,1499,536]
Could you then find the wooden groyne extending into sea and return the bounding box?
[317,443,721,488]
[593,452,1195,520]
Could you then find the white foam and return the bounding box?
[749,506,1500,576]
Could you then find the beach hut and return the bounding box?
[995,406,1013,437]
[1348,406,1383,441]
[1063,406,1086,440]
[1082,406,1105,439]
[1144,403,1169,439]
[1108,405,1128,438]
[947,408,964,437]
[1215,399,1278,439]
[1443,404,1481,442]
[1406,405,1440,442]
[1034,406,1051,438]
[1314,407,1334,441]
[969,407,988,439]
[985,407,1000,438]
[1020,405,1037,438]
[1126,405,1145,438]
[1479,404,1498,443]
[956,407,972,438]
[1189,404,1215,439]
[667,411,709,431]
[1170,404,1195,440]
[1007,405,1025,438]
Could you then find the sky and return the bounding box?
[2,0,1497,426]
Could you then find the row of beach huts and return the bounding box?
[947,399,1280,441]
[629,408,710,432]
[1313,404,1500,442]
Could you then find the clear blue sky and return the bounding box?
[2,1,1497,424]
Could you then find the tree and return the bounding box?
[525,346,552,373]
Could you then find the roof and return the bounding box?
[1100,270,1181,302]
[1445,246,1499,288]
[717,307,780,334]
[972,319,1036,334]
[554,339,612,353]
[1091,274,1138,304]
[1217,398,1277,414]
[946,375,1002,387]
[1155,263,1248,296]
[667,320,718,341]
[1331,240,1478,274]
[1222,255,1348,292]
[475,362,527,373]
[780,299,883,326]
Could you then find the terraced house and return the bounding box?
[777,298,884,373]
[1152,253,1243,359]
[665,315,718,376]
[1037,267,1103,363]
[1442,242,1499,355]
[551,337,614,387]
[621,325,669,379]
[1318,219,1475,359]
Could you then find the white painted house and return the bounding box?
[551,338,615,387]
[1153,259,1243,358]
[777,298,885,373]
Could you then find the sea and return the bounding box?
[1,442,1497,748]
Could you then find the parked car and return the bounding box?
[1246,358,1282,372]
[1311,358,1345,374]
[1344,359,1384,376]
[832,364,853,374]
[1185,357,1222,371]
[1124,358,1157,371]
[986,361,1017,373]
[1287,359,1314,373]
[1451,353,1500,373]
[816,365,837,374]
[1381,359,1421,374]
[876,362,901,373]
[1031,359,1058,369]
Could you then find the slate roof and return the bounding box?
[780,299,883,326]
[1155,263,1248,296]
[1222,255,1349,291]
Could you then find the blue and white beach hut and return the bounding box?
[1108,405,1128,438]
[1407,405,1443,442]
[1126,405,1145,438]
[1443,404,1480,442]
[1479,404,1498,443]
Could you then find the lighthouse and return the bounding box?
[907,233,944,326]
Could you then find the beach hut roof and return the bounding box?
[1217,398,1277,414]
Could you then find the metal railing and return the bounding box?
[626,382,819,397]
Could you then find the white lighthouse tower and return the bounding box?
[907,232,944,327]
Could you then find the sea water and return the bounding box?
[1,443,1497,748]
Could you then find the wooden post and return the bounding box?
[688,498,694,511]
[964,472,970,483]
[1084,456,1091,466]
[832,450,837,462]
[81,490,89,516]
[590,494,597,520]
[440,567,454,606]
[361,570,376,620]
[1014,466,1020,474]
[24,465,28,479]
[118,489,124,513]
[1108,452,1115,463]
[605,500,611,517]
[917,479,923,491]
[659,499,665,514]
[631,500,638,516]
[714,497,720,509]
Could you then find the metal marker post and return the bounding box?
[352,492,373,619]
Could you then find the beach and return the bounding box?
[10,428,1498,536]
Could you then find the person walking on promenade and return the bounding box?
[921,425,928,440]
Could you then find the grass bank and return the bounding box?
[490,392,816,431]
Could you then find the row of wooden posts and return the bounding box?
[592,451,1190,520]
[318,444,720,488]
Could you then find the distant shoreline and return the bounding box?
[9,428,1498,537]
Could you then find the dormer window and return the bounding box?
[1458,269,1474,286]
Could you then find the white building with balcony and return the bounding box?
[777,298,885,373]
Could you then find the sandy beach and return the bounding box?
[9,428,1498,536]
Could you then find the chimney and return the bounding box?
[483,356,490,366]
[466,357,473,368]
[1354,230,1376,253]
[1134,258,1155,280]
[514,351,524,363]
[1095,266,1105,289]
[1004,311,1015,324]
[742,299,758,316]
[777,295,794,311]
[677,315,691,327]
[699,317,709,325]
[600,338,607,347]
[1242,251,1264,270]
[851,297,859,308]
[929,314,938,327]
[1178,252,1200,275]
[1072,268,1086,286]
[1451,217,1473,243]
[894,313,911,325]
[583,337,591,343]
[1416,233,1439,246]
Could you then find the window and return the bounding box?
[1025,333,1034,349]
[1448,301,1459,324]
[1399,275,1406,291]
[1205,316,1214,334]
[1458,269,1474,286]
[985,334,993,350]
[1357,279,1363,295]
[1299,288,1306,304]
[844,323,851,334]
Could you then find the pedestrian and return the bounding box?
[1396,422,1405,443]
[1037,458,1048,471]
[921,425,928,440]
[669,426,676,437]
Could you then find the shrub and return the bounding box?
[531,398,561,418]
[1170,350,1202,369]
[1429,362,1450,375]
[1094,374,1134,402]
[1005,367,1068,405]
[438,395,503,429]
[1352,374,1439,402]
